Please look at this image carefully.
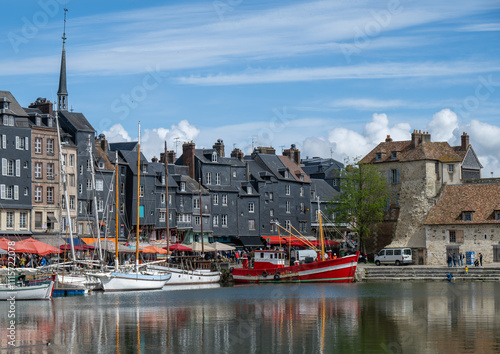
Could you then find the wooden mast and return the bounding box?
[135,122,141,269]
[199,178,204,253]
[318,197,325,261]
[164,141,170,261]
[115,150,119,270]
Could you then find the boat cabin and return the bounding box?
[252,250,286,269]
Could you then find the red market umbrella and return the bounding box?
[166,244,192,252]
[59,244,95,251]
[0,238,14,252]
[14,238,62,256]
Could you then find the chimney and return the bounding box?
[29,97,54,116]
[411,130,422,148]
[160,150,176,164]
[96,133,108,152]
[283,144,301,164]
[385,135,392,142]
[212,139,225,158]
[256,146,276,155]
[421,131,431,143]
[461,132,469,151]
[182,141,196,179]
[151,156,158,163]
[230,148,244,162]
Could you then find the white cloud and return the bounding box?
[102,124,132,142]
[427,108,458,141]
[330,98,406,110]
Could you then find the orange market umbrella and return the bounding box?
[14,238,62,255]
[142,245,170,254]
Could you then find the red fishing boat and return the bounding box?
[232,208,359,283]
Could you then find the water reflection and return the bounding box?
[1,282,499,353]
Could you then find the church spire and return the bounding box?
[57,8,68,112]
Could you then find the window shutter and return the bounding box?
[387,169,391,184]
[1,135,6,149]
[0,184,5,199]
[396,169,400,184]
[25,137,29,150]
[14,185,19,200]
[15,136,19,149]
[2,158,7,176]
[15,159,20,177]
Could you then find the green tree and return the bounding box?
[328,158,388,253]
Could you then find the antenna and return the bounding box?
[174,137,180,156]
[330,148,334,159]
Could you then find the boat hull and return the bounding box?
[149,265,221,285]
[0,281,54,300]
[232,253,359,283]
[94,271,171,291]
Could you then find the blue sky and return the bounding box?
[2,0,500,175]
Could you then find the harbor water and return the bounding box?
[2,282,500,353]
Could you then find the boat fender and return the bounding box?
[262,271,268,278]
[274,273,281,281]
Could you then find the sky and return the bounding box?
[2,0,500,176]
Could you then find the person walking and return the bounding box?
[447,253,452,267]
[452,253,458,267]
[479,252,483,267]
[459,252,464,266]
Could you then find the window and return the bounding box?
[285,220,291,231]
[389,169,400,184]
[19,212,27,229]
[193,198,200,209]
[98,162,105,169]
[180,198,184,208]
[47,187,54,204]
[216,172,221,185]
[213,193,219,205]
[206,172,212,184]
[1,134,6,149]
[449,230,456,243]
[6,212,13,228]
[35,138,42,154]
[80,165,83,175]
[300,202,305,213]
[221,214,228,227]
[35,186,42,202]
[46,139,54,154]
[79,184,83,194]
[35,212,42,228]
[213,215,219,227]
[161,193,166,204]
[212,151,217,162]
[495,211,500,221]
[86,179,92,190]
[180,182,186,191]
[248,202,255,213]
[70,195,75,209]
[87,160,91,171]
[34,162,42,178]
[121,183,125,194]
[391,151,397,159]
[69,174,75,187]
[97,199,104,212]
[248,219,255,230]
[62,197,66,209]
[376,152,382,161]
[463,212,473,222]
[159,211,166,222]
[285,185,290,195]
[96,179,104,191]
[247,186,252,194]
[195,216,201,225]
[233,170,237,178]
[15,136,26,150]
[286,201,291,213]
[139,185,144,197]
[269,192,274,201]
[5,185,13,199]
[448,164,454,173]
[23,161,28,169]
[120,203,124,214]
[69,154,74,167]
[386,250,394,256]
[47,163,54,179]
[222,194,228,206]
[24,187,29,196]
[270,209,274,217]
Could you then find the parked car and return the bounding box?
[374,248,412,266]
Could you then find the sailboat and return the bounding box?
[232,208,359,283]
[93,123,171,291]
[148,141,221,285]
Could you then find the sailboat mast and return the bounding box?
[136,122,141,268]
[115,150,119,270]
[89,136,103,262]
[318,196,325,261]
[164,141,170,261]
[55,110,76,261]
[199,178,204,253]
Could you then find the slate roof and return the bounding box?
[58,111,95,132]
[0,91,28,117]
[120,150,149,175]
[109,142,138,152]
[425,183,500,225]
[194,148,246,167]
[311,179,339,201]
[360,140,464,164]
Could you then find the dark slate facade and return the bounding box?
[0,91,32,236]
[301,157,344,192]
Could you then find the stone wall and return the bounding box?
[426,224,500,265]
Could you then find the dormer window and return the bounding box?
[462,211,473,222]
[495,211,500,221]
[98,162,105,169]
[180,182,186,191]
[284,170,289,178]
[391,151,397,160]
[47,118,53,128]
[448,164,454,173]
[212,151,217,162]
[247,186,252,195]
[36,117,41,126]
[376,153,382,161]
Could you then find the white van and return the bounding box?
[374,248,412,266]
[290,249,317,263]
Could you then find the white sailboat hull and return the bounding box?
[56,274,101,291]
[94,271,171,291]
[149,265,221,285]
[0,281,54,300]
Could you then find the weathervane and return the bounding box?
[62,8,68,43]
